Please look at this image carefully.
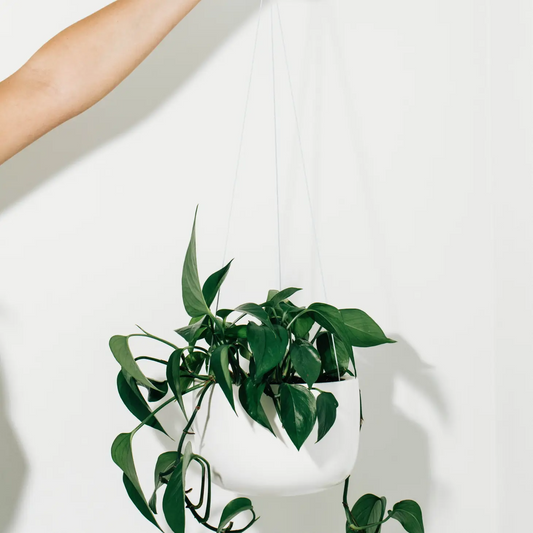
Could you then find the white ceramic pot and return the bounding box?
[192,377,360,496]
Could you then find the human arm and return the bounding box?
[0,0,201,165]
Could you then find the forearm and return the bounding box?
[22,0,201,120]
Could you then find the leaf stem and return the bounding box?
[177,380,214,456]
[130,331,179,350]
[135,356,168,365]
[132,397,176,436]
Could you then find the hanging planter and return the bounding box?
[109,209,395,533]
[193,376,360,496]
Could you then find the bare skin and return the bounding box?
[0,0,202,165]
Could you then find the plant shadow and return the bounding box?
[0,354,27,532]
[0,0,256,214]
[252,335,447,532]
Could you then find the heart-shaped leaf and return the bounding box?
[316,333,351,378]
[162,442,194,533]
[238,378,274,434]
[112,433,161,529]
[289,341,322,387]
[217,497,255,533]
[340,309,395,347]
[247,323,289,383]
[279,383,317,450]
[292,314,314,339]
[390,500,424,533]
[117,372,168,435]
[202,260,233,308]
[316,391,339,443]
[182,207,210,318]
[110,335,160,391]
[211,345,235,410]
[264,287,302,307]
[149,451,178,513]
[347,494,386,533]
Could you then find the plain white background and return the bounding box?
[0,0,531,531]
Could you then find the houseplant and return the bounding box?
[109,209,400,532]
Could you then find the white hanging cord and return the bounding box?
[275,2,328,303]
[275,3,341,381]
[217,0,265,311]
[271,0,282,290]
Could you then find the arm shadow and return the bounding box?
[252,335,448,532]
[0,355,27,533]
[0,0,256,215]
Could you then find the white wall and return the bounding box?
[0,0,530,532]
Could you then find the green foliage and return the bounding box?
[343,478,424,533]
[109,210,407,533]
[279,384,317,450]
[316,391,339,443]
[217,498,256,533]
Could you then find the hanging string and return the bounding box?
[275,3,341,381]
[275,2,328,303]
[271,0,282,290]
[217,0,265,311]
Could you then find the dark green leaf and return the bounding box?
[292,314,314,339]
[316,392,339,443]
[182,207,211,318]
[316,333,351,378]
[279,384,317,450]
[289,341,322,387]
[234,303,272,327]
[211,345,235,410]
[149,451,178,513]
[179,350,206,392]
[341,309,395,347]
[308,303,349,341]
[110,335,160,391]
[390,501,424,533]
[147,379,168,402]
[175,319,206,344]
[264,287,302,307]
[225,324,248,339]
[238,378,274,434]
[166,349,187,418]
[216,308,234,319]
[112,433,161,528]
[117,372,168,435]
[202,260,233,308]
[162,443,194,533]
[347,494,386,533]
[217,497,255,533]
[123,475,162,530]
[247,323,289,383]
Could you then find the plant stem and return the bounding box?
[347,515,392,531]
[135,356,168,365]
[182,382,208,395]
[310,327,324,344]
[130,331,178,350]
[132,397,176,436]
[177,380,214,456]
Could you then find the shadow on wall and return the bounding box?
[0,0,256,214]
[252,336,447,532]
[0,356,27,533]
